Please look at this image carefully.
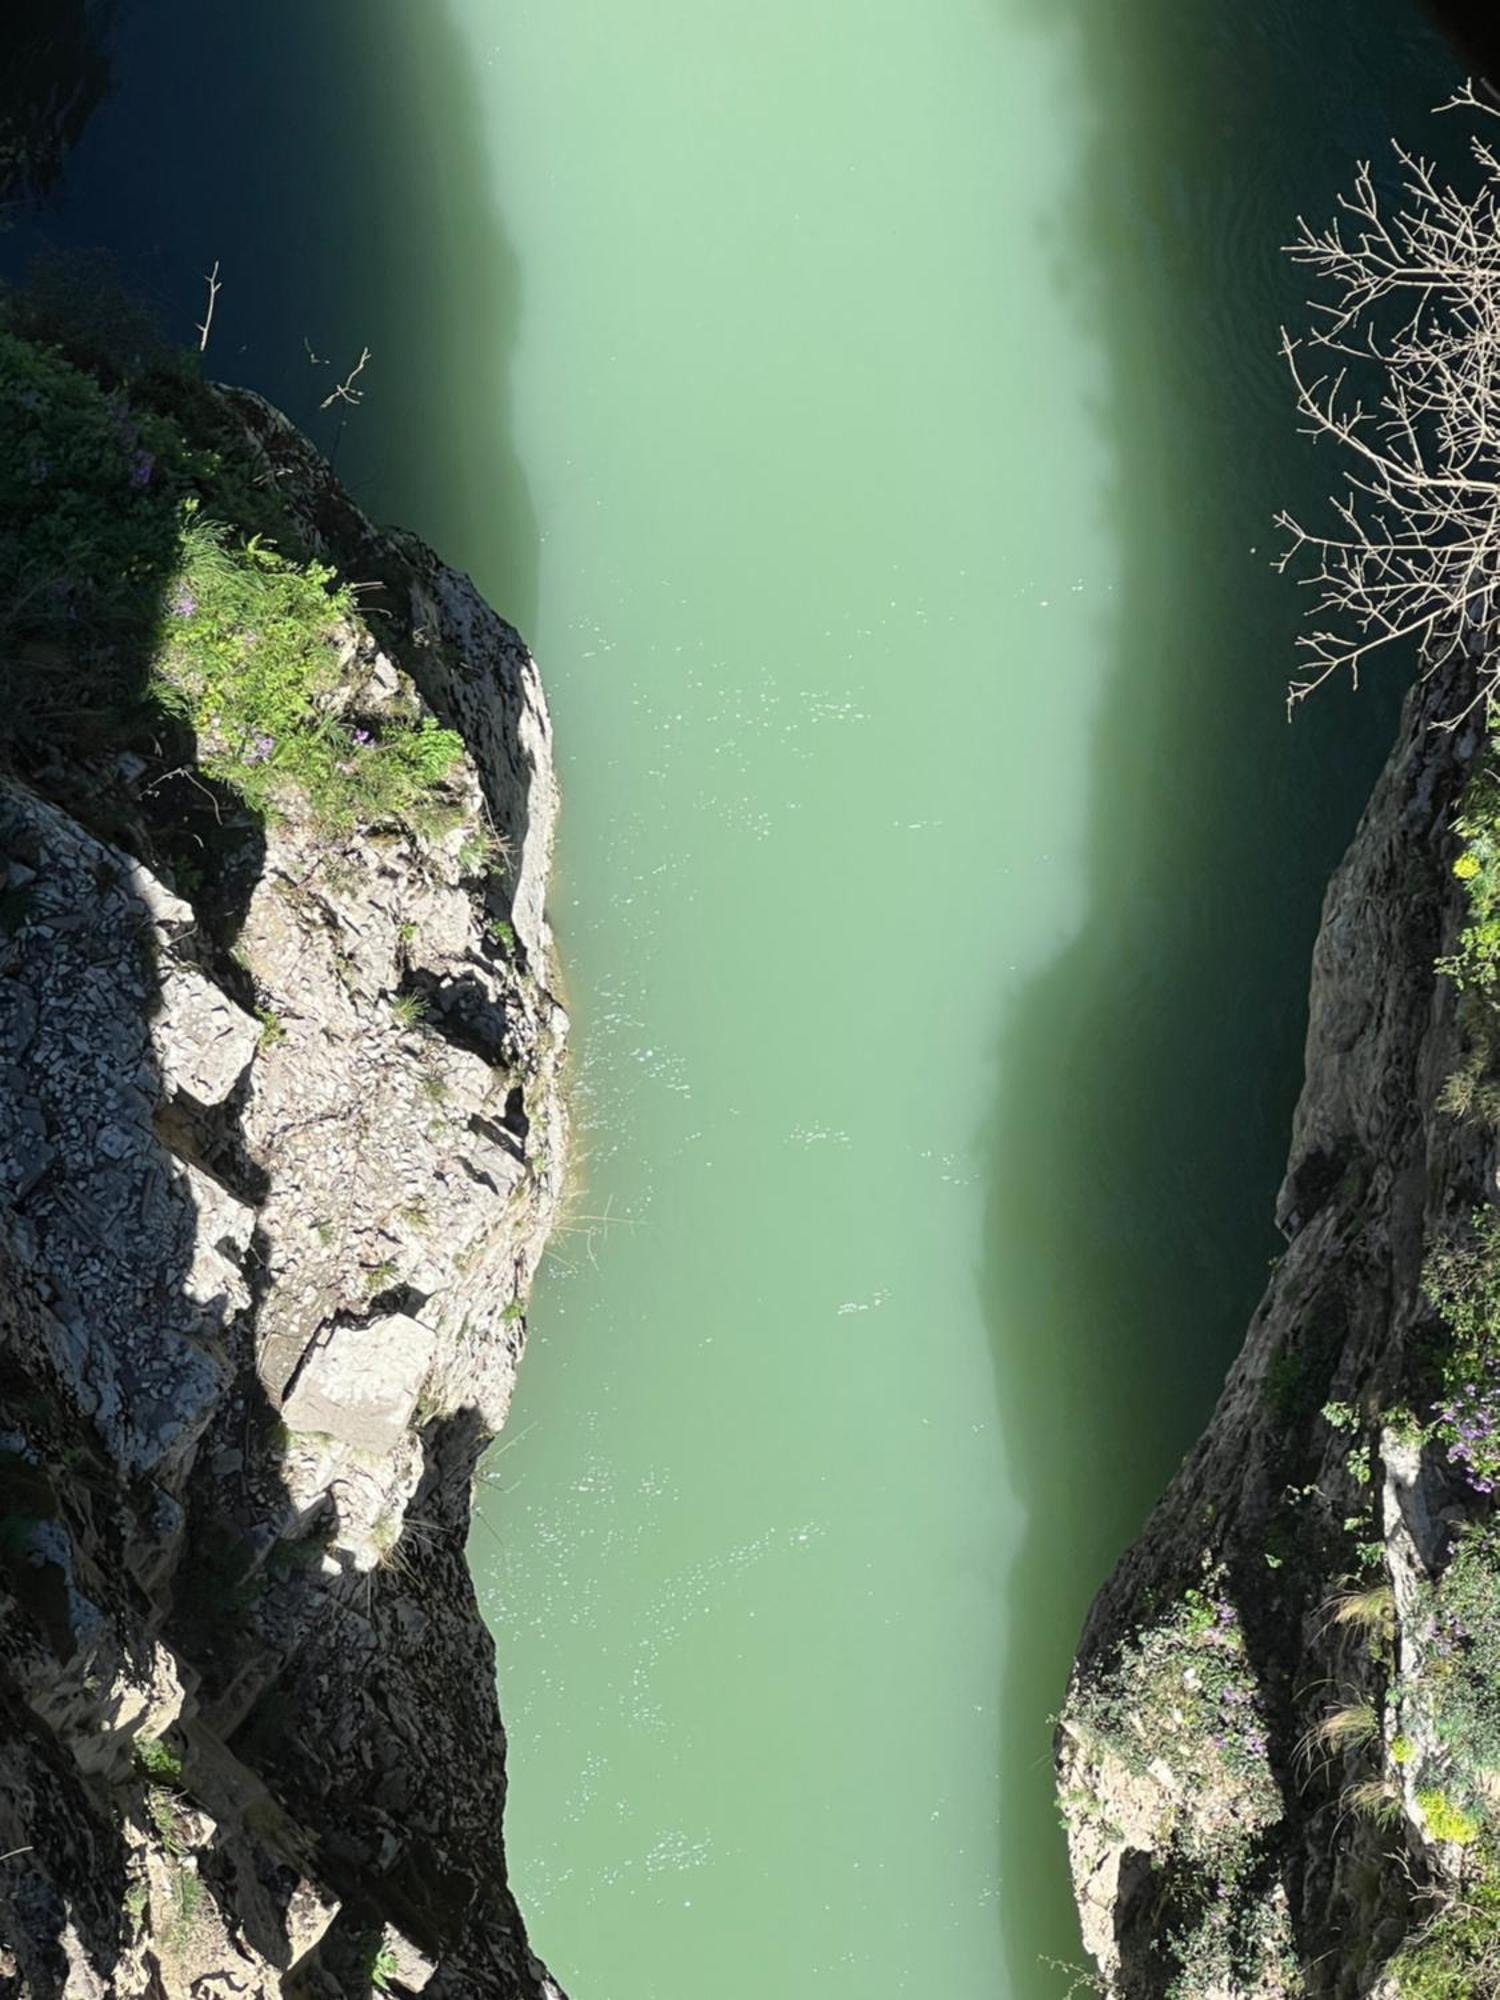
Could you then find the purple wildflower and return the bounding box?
[351,727,374,747]
[128,448,155,491]
[244,734,275,766]
[172,590,197,619]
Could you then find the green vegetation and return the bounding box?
[1417,1790,1482,1848]
[390,991,428,1030]
[1328,1584,1395,1636]
[172,1865,203,1927]
[146,1785,183,1853]
[1066,1569,1278,1875]
[0,324,463,835]
[0,324,185,751]
[1422,1217,1500,1498]
[1440,776,1500,999]
[1387,1875,1500,1998]
[1363,768,1500,1985]
[370,1506,403,1565]
[1439,750,1500,1126]
[132,1734,183,1783]
[457,825,502,875]
[1413,1533,1500,1811]
[1303,1702,1379,1763]
[1344,1775,1403,1829]
[155,512,463,832]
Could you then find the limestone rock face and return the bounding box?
[1055,668,1489,1995]
[281,1315,438,1457]
[0,395,569,1997]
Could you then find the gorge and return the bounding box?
[2,2,1491,1995]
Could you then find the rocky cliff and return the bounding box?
[1,375,568,1996]
[1056,664,1500,1996]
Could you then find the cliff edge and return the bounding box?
[1056,663,1500,1996]
[1,329,567,1997]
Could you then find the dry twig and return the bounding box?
[195,259,221,354]
[320,346,372,411]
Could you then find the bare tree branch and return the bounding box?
[1279,89,1500,718]
[196,258,221,355]
[320,346,372,411]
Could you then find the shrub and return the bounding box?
[132,1735,183,1782]
[1418,1528,1500,1819]
[1387,1873,1500,1997]
[1423,1215,1500,1495]
[1065,1567,1278,1874]
[154,512,464,832]
[0,327,190,750]
[0,327,464,836]
[1418,1789,1481,1847]
[1440,767,1500,998]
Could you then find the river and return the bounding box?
[4,3,1457,1993]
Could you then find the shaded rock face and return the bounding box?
[1056,670,1490,1997]
[0,400,569,1996]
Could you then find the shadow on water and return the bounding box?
[0,0,113,214]
[976,2,1460,1987]
[0,0,540,640]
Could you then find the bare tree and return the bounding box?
[1277,83,1500,720]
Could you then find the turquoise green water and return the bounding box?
[463,7,1113,1987]
[441,4,1450,1995]
[9,1,1457,1991]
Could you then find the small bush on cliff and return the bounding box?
[1386,1869,1500,1997]
[1066,1568,1278,1860]
[0,328,463,834]
[157,512,463,831]
[1413,1529,1500,1821]
[131,1735,182,1783]
[1423,1218,1500,1498]
[1440,765,1500,999]
[1419,1789,1483,1848]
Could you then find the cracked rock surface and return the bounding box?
[0,394,569,1998]
[1055,668,1492,1996]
